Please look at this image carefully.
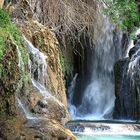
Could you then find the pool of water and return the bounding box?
[76,135,140,140]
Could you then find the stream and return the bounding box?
[66,120,140,140]
[76,135,140,140]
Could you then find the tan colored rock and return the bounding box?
[16,19,67,107]
[29,91,42,109]
[0,2,76,139]
[0,0,4,8]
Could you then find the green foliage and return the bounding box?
[0,9,11,28]
[0,8,29,84]
[0,36,5,59]
[0,9,28,63]
[130,31,138,40]
[103,0,140,32]
[60,55,65,74]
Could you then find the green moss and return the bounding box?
[0,36,5,59]
[0,9,32,118]
[0,9,29,67]
[130,31,138,40]
[0,9,31,95]
[103,0,140,32]
[38,36,44,46]
[0,9,11,28]
[60,55,65,75]
[7,116,17,123]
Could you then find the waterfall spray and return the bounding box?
[68,18,124,120]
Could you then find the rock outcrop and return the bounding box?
[114,41,140,119]
[0,1,76,139]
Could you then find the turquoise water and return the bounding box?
[76,135,140,140]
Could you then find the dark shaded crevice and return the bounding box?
[72,33,95,106]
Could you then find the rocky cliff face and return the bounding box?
[114,40,140,120]
[0,1,76,139]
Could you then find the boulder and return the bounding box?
[114,42,140,119]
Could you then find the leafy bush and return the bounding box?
[0,9,11,28]
[103,0,140,32]
[0,36,5,59]
[0,9,28,65]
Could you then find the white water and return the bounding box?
[24,36,64,114]
[68,122,140,136]
[16,36,65,120]
[69,18,123,120]
[32,78,64,107]
[75,124,140,136]
[68,73,78,104]
[128,49,140,74]
[17,98,37,120]
[126,28,140,58]
[15,36,46,119]
[126,40,134,57]
[23,36,48,86]
[68,74,78,118]
[127,29,140,74]
[10,36,25,70]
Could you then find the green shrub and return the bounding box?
[0,9,28,63]
[103,0,140,32]
[0,9,29,77]
[0,9,11,28]
[60,55,65,74]
[0,36,5,59]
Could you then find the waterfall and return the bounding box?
[68,73,78,118]
[23,36,48,86]
[128,29,140,73]
[69,17,124,120]
[23,36,64,107]
[16,36,64,120]
[17,98,36,120]
[68,73,78,104]
[23,36,49,98]
[10,36,25,70]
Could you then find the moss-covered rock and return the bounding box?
[16,19,67,107]
[0,9,29,118]
[0,2,76,140]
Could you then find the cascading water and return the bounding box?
[11,36,35,119]
[68,18,125,120]
[16,36,64,120]
[112,28,140,120]
[23,36,48,86]
[68,73,78,117]
[128,29,140,72]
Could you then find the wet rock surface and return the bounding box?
[0,118,76,140]
[114,41,140,119]
[66,121,140,135]
[0,1,76,139]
